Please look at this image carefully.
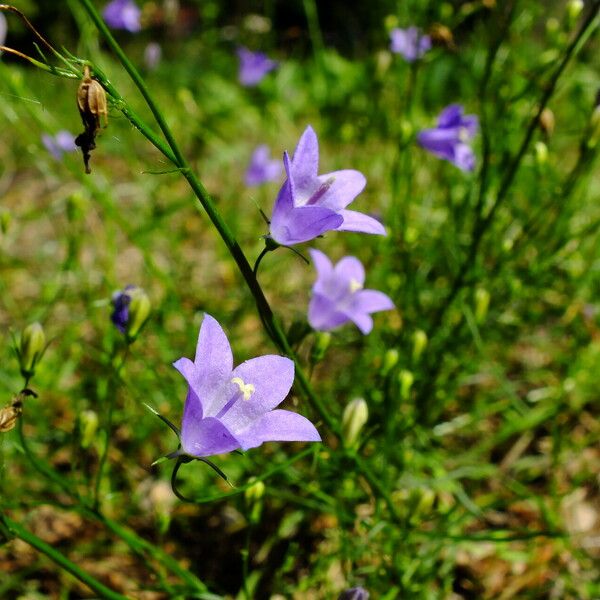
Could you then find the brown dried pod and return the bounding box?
[0,395,23,433]
[75,65,107,174]
[429,24,456,50]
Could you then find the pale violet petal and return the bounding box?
[308,248,333,280]
[334,256,365,287]
[290,126,319,191]
[314,169,366,211]
[351,289,395,314]
[181,416,241,457]
[336,210,386,235]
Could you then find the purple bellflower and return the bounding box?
[237,46,278,87]
[245,145,283,186]
[308,249,394,334]
[173,314,321,457]
[390,27,431,62]
[269,126,386,246]
[111,285,137,333]
[42,131,77,161]
[103,0,142,33]
[339,588,370,600]
[417,104,479,172]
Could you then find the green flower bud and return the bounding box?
[126,289,151,342]
[412,329,427,361]
[341,398,368,449]
[381,349,399,376]
[534,141,548,166]
[245,478,266,524]
[566,0,584,24]
[0,209,11,235]
[79,409,99,449]
[18,322,46,380]
[474,287,490,324]
[310,331,331,365]
[398,369,414,400]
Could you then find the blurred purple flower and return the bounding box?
[417,104,478,171]
[237,46,278,86]
[0,13,7,48]
[111,285,137,333]
[390,26,431,62]
[245,145,282,186]
[308,249,394,334]
[42,131,77,161]
[103,0,142,32]
[269,126,386,245]
[173,314,321,457]
[338,588,369,600]
[144,42,162,69]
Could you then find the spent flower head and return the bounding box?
[269,126,386,245]
[308,249,394,334]
[172,314,320,457]
[42,131,77,161]
[237,46,278,86]
[390,27,431,62]
[245,145,283,186]
[417,104,478,171]
[103,0,142,32]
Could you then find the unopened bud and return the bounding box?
[412,329,427,361]
[338,588,369,600]
[381,349,399,376]
[534,141,548,166]
[341,398,368,448]
[0,209,11,235]
[245,478,266,523]
[566,0,584,24]
[111,286,151,342]
[310,332,331,365]
[18,323,46,379]
[79,410,99,449]
[398,369,414,400]
[474,288,490,324]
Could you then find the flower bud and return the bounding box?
[474,287,491,324]
[18,322,46,379]
[339,587,369,600]
[79,409,99,449]
[412,329,427,361]
[566,0,584,24]
[539,108,555,136]
[0,209,11,235]
[381,348,399,376]
[245,478,266,524]
[111,285,151,343]
[341,398,368,449]
[398,369,414,400]
[310,331,331,365]
[534,141,548,166]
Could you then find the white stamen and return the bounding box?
[458,127,470,143]
[349,278,363,293]
[231,377,255,401]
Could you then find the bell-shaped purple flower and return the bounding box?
[308,250,394,334]
[417,104,478,171]
[103,0,142,33]
[390,27,431,62]
[237,46,278,87]
[42,131,77,161]
[245,145,283,186]
[173,314,321,457]
[269,126,386,245]
[338,587,369,600]
[111,285,136,333]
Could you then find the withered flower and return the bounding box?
[0,395,24,433]
[75,65,108,174]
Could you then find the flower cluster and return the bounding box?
[390,26,431,62]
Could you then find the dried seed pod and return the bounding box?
[75,65,107,174]
[0,395,23,433]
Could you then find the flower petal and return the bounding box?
[290,126,319,191]
[337,209,386,235]
[308,293,350,331]
[181,416,241,457]
[181,386,203,430]
[271,206,343,245]
[235,409,321,450]
[313,169,366,211]
[309,248,333,281]
[437,104,464,128]
[351,289,395,314]
[334,256,365,287]
[347,312,373,335]
[220,356,295,432]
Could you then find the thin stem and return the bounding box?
[0,513,128,600]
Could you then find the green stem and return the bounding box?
[0,512,128,600]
